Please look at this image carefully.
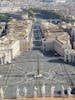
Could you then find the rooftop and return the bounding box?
[0,36,17,49]
[7,19,32,39]
[41,21,70,45]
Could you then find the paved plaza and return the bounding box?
[0,21,75,99]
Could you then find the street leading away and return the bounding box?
[0,22,75,99]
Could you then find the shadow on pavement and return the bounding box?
[48,58,64,64]
[40,50,60,57]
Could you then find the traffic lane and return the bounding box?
[33,34,41,40]
[33,23,41,29]
[33,31,42,38]
[33,24,42,33]
[33,40,42,47]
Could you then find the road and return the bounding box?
[0,21,75,99]
[32,22,42,49]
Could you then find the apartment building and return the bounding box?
[40,20,75,63]
[41,21,71,55]
[0,0,21,13]
[55,0,66,3]
[7,19,32,52]
[0,36,20,65]
[0,22,6,36]
[0,19,32,65]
